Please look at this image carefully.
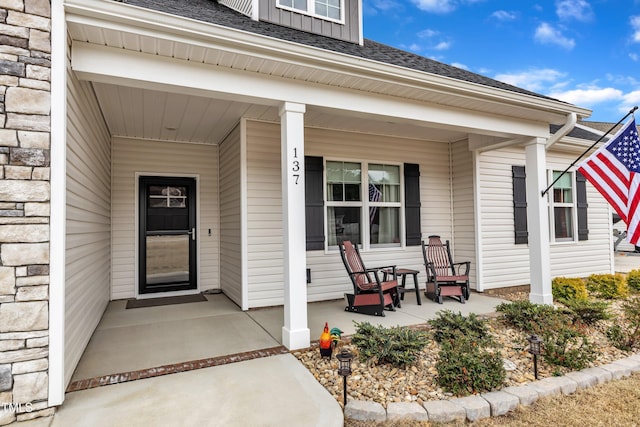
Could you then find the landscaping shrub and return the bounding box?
[552,277,588,302]
[428,310,490,345]
[627,269,640,291]
[606,296,640,351]
[351,321,429,367]
[496,300,568,334]
[542,326,597,371]
[436,330,506,395]
[562,298,611,326]
[585,273,629,299]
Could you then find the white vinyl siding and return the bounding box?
[451,139,477,289]
[219,124,243,306]
[547,153,613,277]
[65,57,111,387]
[111,138,220,300]
[477,147,612,290]
[245,120,453,307]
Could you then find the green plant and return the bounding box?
[552,277,588,302]
[496,300,568,334]
[627,269,640,291]
[562,298,611,326]
[585,273,629,299]
[542,326,597,371]
[606,296,640,351]
[435,331,506,395]
[351,321,429,367]
[428,310,490,345]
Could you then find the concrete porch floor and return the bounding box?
[29,291,508,427]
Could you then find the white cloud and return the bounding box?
[371,0,401,11]
[434,41,452,50]
[417,29,440,38]
[410,0,483,13]
[494,68,566,92]
[548,87,623,107]
[630,53,639,62]
[450,62,469,70]
[534,22,575,50]
[416,28,453,51]
[632,16,640,43]
[555,0,594,22]
[490,10,517,21]
[623,90,640,105]
[411,0,455,13]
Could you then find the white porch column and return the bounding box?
[525,137,553,305]
[279,102,310,350]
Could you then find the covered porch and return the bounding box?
[68,291,507,389]
[50,0,590,408]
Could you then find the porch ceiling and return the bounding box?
[92,83,468,144]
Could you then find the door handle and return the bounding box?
[188,228,195,241]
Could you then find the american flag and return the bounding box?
[577,118,640,244]
[369,184,382,224]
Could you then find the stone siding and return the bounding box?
[0,0,52,424]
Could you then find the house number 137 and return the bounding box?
[292,147,300,185]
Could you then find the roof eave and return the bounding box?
[64,0,591,121]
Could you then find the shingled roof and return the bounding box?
[122,0,565,104]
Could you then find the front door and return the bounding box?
[139,176,197,294]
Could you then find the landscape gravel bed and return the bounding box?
[293,294,632,409]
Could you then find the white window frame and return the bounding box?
[548,169,578,243]
[324,159,405,252]
[276,0,345,24]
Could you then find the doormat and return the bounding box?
[126,294,207,309]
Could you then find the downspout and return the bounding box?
[545,112,577,150]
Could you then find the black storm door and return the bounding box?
[139,176,197,294]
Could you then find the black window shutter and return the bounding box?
[576,171,589,241]
[512,165,528,244]
[305,156,324,250]
[404,163,421,246]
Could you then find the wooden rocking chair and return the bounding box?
[338,241,400,316]
[422,235,470,304]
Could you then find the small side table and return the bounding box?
[382,268,421,305]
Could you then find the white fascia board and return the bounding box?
[72,42,550,138]
[64,0,590,119]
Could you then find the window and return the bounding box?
[277,0,343,22]
[511,166,588,245]
[549,170,575,241]
[326,161,402,249]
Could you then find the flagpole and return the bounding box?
[541,106,639,197]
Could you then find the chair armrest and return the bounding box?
[452,261,470,276]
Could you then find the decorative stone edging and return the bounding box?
[344,354,640,423]
[66,346,288,392]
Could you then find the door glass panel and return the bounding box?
[148,186,187,208]
[146,234,190,285]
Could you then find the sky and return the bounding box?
[362,0,640,123]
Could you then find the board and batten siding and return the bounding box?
[450,139,477,289]
[476,146,612,290]
[219,124,243,307]
[65,55,111,386]
[111,138,220,300]
[245,120,454,307]
[259,0,361,44]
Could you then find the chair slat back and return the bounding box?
[426,235,453,276]
[341,241,373,290]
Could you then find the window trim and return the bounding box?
[324,158,405,252]
[276,0,345,24]
[548,169,578,243]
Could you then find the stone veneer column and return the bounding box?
[0,0,53,424]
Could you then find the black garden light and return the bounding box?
[335,349,353,406]
[527,334,542,380]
